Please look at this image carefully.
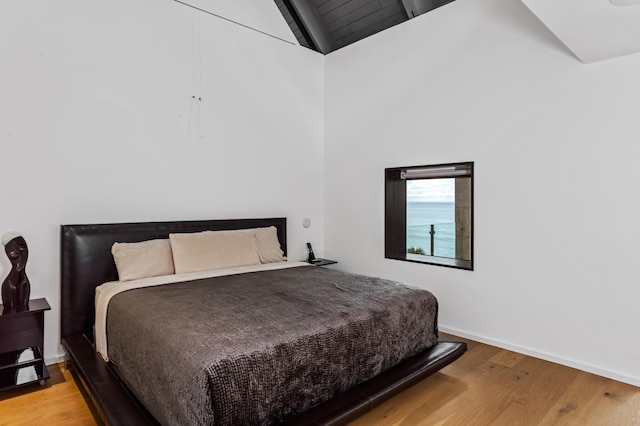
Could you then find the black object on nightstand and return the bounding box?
[308,258,338,266]
[0,298,51,391]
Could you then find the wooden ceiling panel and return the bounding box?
[276,0,451,54]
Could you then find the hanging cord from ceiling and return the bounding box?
[187,10,204,141]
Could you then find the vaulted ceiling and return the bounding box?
[274,0,455,54]
[522,0,640,63]
[274,0,640,62]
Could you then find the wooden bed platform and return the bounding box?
[60,218,466,425]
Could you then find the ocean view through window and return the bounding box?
[407,178,455,258]
[385,162,473,270]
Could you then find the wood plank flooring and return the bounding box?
[1,335,638,425]
[351,335,640,426]
[0,362,97,426]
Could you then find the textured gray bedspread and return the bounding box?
[106,266,439,426]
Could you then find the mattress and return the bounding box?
[104,265,439,425]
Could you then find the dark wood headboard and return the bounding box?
[60,218,287,340]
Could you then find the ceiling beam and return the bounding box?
[290,0,337,54]
[280,0,318,51]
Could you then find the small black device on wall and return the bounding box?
[306,243,316,262]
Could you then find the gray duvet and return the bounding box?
[106,266,439,426]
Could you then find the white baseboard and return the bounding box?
[45,354,66,366]
[439,326,640,388]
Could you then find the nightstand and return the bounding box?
[0,298,51,390]
[308,258,338,266]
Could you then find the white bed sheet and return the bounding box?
[94,261,310,361]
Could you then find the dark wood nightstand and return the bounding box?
[0,298,51,390]
[308,258,338,266]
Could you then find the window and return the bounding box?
[385,162,473,270]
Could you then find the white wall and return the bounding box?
[0,0,324,362]
[324,0,640,386]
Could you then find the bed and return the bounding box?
[60,218,466,425]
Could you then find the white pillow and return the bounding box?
[169,230,261,274]
[254,226,286,264]
[112,239,175,282]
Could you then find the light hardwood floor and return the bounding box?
[1,335,638,425]
[0,362,97,426]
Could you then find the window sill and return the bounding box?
[390,253,473,271]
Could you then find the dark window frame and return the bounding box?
[385,162,474,271]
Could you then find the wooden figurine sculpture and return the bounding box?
[1,233,30,314]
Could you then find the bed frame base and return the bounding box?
[286,337,466,425]
[63,333,465,426]
[62,335,156,425]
